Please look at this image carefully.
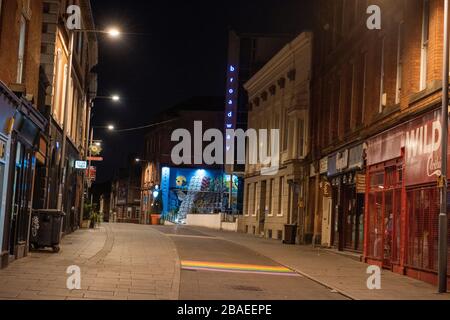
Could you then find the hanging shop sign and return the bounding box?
[87,156,103,162]
[356,173,366,194]
[86,166,96,181]
[75,160,88,170]
[89,144,102,156]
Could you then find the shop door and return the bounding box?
[321,196,332,247]
[8,141,34,256]
[258,181,266,234]
[382,189,401,268]
[342,185,356,251]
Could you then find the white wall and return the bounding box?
[186,214,238,232]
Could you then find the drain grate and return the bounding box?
[231,285,263,292]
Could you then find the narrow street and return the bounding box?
[158,225,347,300]
[2,223,447,300]
[0,223,347,300]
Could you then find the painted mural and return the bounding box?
[161,167,239,223]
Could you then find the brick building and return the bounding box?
[38,0,97,233]
[311,0,450,286]
[0,0,97,269]
[0,0,47,267]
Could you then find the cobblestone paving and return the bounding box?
[0,223,180,300]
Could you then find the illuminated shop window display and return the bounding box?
[161,167,239,224]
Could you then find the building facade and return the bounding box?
[140,97,227,225]
[0,0,48,267]
[0,0,97,269]
[39,0,97,233]
[240,32,312,242]
[224,30,295,215]
[311,0,450,285]
[110,158,141,224]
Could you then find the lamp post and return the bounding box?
[80,95,119,227]
[439,0,449,294]
[57,24,121,216]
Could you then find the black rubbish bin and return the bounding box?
[30,209,65,253]
[283,224,297,245]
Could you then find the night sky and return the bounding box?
[90,0,313,183]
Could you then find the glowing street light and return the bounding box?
[111,95,120,102]
[107,28,121,38]
[107,125,115,131]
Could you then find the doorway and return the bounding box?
[8,141,35,258]
[368,160,403,269]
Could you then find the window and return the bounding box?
[245,183,251,216]
[16,15,27,84]
[253,182,258,216]
[297,118,305,158]
[420,0,430,91]
[268,179,274,216]
[379,37,386,113]
[278,177,285,216]
[395,23,403,104]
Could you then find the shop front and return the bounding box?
[328,144,366,253]
[0,83,18,268]
[365,108,450,285]
[0,95,47,268]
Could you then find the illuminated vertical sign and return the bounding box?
[225,64,238,133]
[224,31,240,173]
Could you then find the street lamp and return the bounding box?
[438,0,449,294]
[135,158,150,164]
[107,28,121,38]
[96,94,121,102]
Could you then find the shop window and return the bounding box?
[268,179,274,216]
[370,172,384,188]
[16,15,27,84]
[420,0,430,91]
[278,177,285,216]
[395,23,403,104]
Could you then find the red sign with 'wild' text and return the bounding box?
[367,109,450,186]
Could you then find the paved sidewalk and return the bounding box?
[187,227,450,300]
[0,223,180,300]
